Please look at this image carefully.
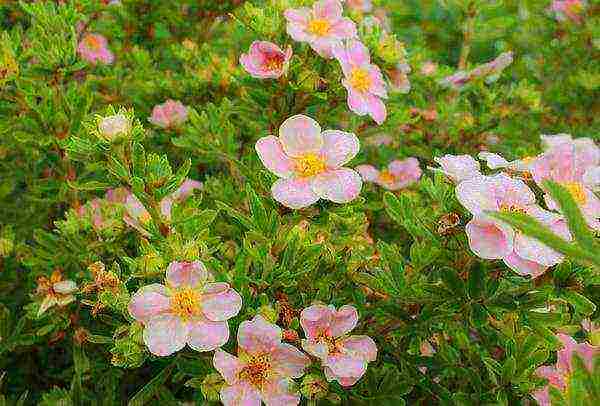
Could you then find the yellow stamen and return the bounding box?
[263,55,284,72]
[378,170,395,185]
[349,68,372,93]
[239,353,272,388]
[295,154,326,178]
[499,203,527,214]
[84,35,102,51]
[170,288,201,320]
[139,211,152,224]
[308,19,331,36]
[563,182,587,204]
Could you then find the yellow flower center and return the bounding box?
[349,68,372,93]
[170,288,201,320]
[563,182,587,204]
[139,211,152,224]
[295,154,326,178]
[499,203,527,214]
[317,330,342,354]
[308,19,331,36]
[239,353,272,388]
[567,1,584,14]
[263,54,284,72]
[84,35,102,51]
[378,170,395,185]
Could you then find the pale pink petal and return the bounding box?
[355,165,380,182]
[255,136,296,178]
[166,260,210,288]
[214,349,244,385]
[300,304,335,339]
[328,17,358,39]
[502,252,547,278]
[271,177,320,209]
[187,318,230,351]
[367,65,387,98]
[556,333,578,373]
[170,179,202,201]
[478,152,510,169]
[326,353,367,381]
[433,154,481,183]
[203,282,230,294]
[332,42,353,75]
[278,115,323,158]
[465,218,513,260]
[128,284,171,322]
[532,386,551,406]
[583,167,600,190]
[271,343,311,378]
[238,315,282,354]
[283,8,311,25]
[535,365,565,390]
[330,305,358,337]
[340,335,377,362]
[365,94,387,125]
[201,287,242,321]
[260,379,301,406]
[346,87,369,115]
[320,130,360,168]
[310,168,363,203]
[220,383,261,406]
[345,40,370,67]
[143,314,188,356]
[313,0,343,20]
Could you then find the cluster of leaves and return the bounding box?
[0,0,598,404]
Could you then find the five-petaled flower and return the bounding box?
[551,0,586,24]
[128,260,242,356]
[213,315,311,406]
[240,41,293,79]
[255,114,362,209]
[284,0,357,58]
[149,100,188,129]
[77,33,114,65]
[300,304,377,387]
[356,158,421,190]
[333,40,388,124]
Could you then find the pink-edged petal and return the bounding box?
[340,335,377,362]
[311,168,362,203]
[345,40,370,67]
[271,343,311,378]
[278,115,323,158]
[238,315,282,354]
[535,365,565,390]
[283,7,311,25]
[220,383,261,406]
[187,318,230,352]
[271,177,320,209]
[465,218,513,260]
[433,154,481,183]
[201,287,242,322]
[502,252,547,278]
[300,304,334,339]
[301,339,329,361]
[128,284,171,322]
[214,349,244,385]
[365,94,387,125]
[368,65,387,98]
[324,366,362,386]
[166,260,210,288]
[329,17,358,39]
[330,305,358,337]
[556,333,578,373]
[260,378,301,406]
[256,136,296,178]
[325,353,367,380]
[313,0,343,20]
[355,165,380,182]
[143,314,188,356]
[320,130,360,168]
[346,87,369,115]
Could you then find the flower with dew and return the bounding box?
[332,40,388,124]
[240,41,293,79]
[128,260,242,356]
[431,154,482,184]
[77,33,114,65]
[355,158,421,190]
[456,173,571,277]
[533,333,598,406]
[98,112,131,142]
[551,0,586,24]
[300,304,377,386]
[529,136,600,230]
[149,100,188,129]
[255,114,362,209]
[35,270,77,316]
[213,315,310,406]
[284,0,357,58]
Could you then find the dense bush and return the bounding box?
[0,0,599,405]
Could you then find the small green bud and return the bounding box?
[200,373,225,402]
[300,373,329,400]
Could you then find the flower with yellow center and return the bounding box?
[239,353,272,388]
[378,170,395,185]
[499,203,527,214]
[308,19,331,36]
[84,35,102,51]
[349,68,372,93]
[295,154,327,178]
[170,287,201,320]
[563,182,587,204]
[263,54,284,72]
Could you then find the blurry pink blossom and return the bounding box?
[77,33,114,65]
[300,304,377,387]
[284,0,357,58]
[255,115,362,209]
[456,174,570,277]
[213,315,310,406]
[128,260,242,356]
[239,41,293,79]
[342,0,372,13]
[149,100,188,129]
[432,154,481,183]
[356,158,421,190]
[551,0,586,24]
[333,40,388,124]
[439,52,513,90]
[420,61,438,76]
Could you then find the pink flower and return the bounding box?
[420,61,438,76]
[478,152,535,173]
[533,333,598,406]
[77,33,114,65]
[284,0,357,58]
[128,260,242,356]
[342,0,373,13]
[551,0,586,23]
[529,138,600,230]
[432,154,481,183]
[332,40,388,124]
[149,100,188,129]
[356,158,422,190]
[456,174,570,277]
[255,115,362,209]
[300,304,377,387]
[213,315,310,406]
[240,41,293,79]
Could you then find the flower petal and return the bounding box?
[502,251,547,278]
[365,93,386,125]
[271,343,311,378]
[255,136,295,178]
[214,349,244,385]
[355,165,380,182]
[340,335,377,362]
[143,314,188,356]
[260,378,301,406]
[188,318,230,352]
[220,382,261,406]
[128,284,171,322]
[201,286,243,321]
[313,0,343,20]
[238,315,282,354]
[166,260,210,288]
[300,305,334,339]
[465,218,513,260]
[310,168,362,203]
[271,177,320,209]
[320,130,360,168]
[279,115,323,158]
[330,305,358,337]
[325,353,367,381]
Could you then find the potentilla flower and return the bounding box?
[239,41,293,79]
[213,315,310,406]
[284,0,357,58]
[98,113,131,141]
[77,33,114,65]
[35,270,77,316]
[149,100,188,129]
[456,173,570,277]
[355,158,422,190]
[128,260,242,356]
[332,40,388,124]
[533,333,598,406]
[529,138,600,230]
[255,114,362,209]
[300,304,377,387]
[551,0,586,24]
[431,154,481,183]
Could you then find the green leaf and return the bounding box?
[246,185,270,235]
[563,290,597,316]
[127,363,174,406]
[131,141,146,178]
